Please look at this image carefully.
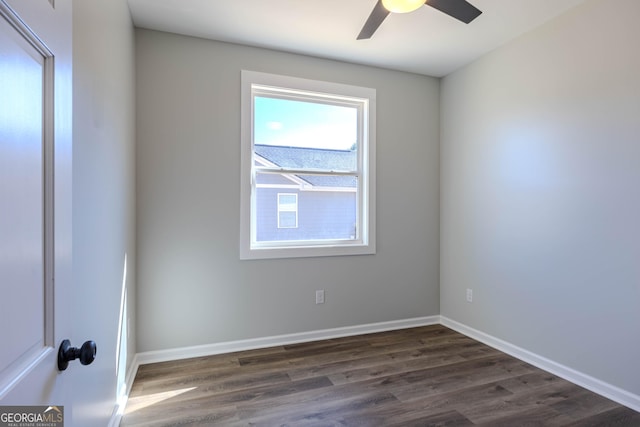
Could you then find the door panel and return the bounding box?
[0,10,46,383]
[0,0,72,408]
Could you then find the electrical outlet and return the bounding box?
[315,289,325,304]
[466,288,473,303]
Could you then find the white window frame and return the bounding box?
[277,193,298,229]
[240,70,376,260]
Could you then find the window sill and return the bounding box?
[240,242,376,260]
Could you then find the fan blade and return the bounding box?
[357,0,391,40]
[425,0,482,24]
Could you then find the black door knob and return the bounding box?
[57,339,97,371]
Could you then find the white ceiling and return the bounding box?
[127,0,586,77]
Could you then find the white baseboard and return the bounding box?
[107,401,124,427]
[108,353,140,427]
[440,316,640,413]
[136,316,440,365]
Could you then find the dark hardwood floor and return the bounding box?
[121,325,639,426]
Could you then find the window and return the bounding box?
[240,70,376,259]
[277,193,298,229]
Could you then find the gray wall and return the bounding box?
[72,0,136,424]
[135,29,440,352]
[441,0,640,395]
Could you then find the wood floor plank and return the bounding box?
[549,386,622,420]
[238,340,372,367]
[496,370,565,394]
[388,354,536,402]
[340,381,511,426]
[564,405,640,426]
[130,375,333,418]
[122,325,639,426]
[234,379,398,421]
[475,405,575,427]
[460,380,599,424]
[230,379,403,426]
[287,349,468,383]
[135,363,296,397]
[386,409,475,427]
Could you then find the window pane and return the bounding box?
[296,174,357,190]
[277,193,297,229]
[256,174,358,242]
[254,96,358,154]
[278,211,297,229]
[255,144,357,175]
[278,194,297,207]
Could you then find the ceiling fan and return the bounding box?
[357,0,482,40]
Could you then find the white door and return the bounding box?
[0,0,73,413]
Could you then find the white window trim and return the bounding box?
[240,70,376,260]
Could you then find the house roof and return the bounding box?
[255,144,357,188]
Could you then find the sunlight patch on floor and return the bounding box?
[125,387,197,414]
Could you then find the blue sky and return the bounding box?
[254,96,357,150]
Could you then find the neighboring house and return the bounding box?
[254,144,357,242]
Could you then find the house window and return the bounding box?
[240,70,376,260]
[277,193,298,229]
